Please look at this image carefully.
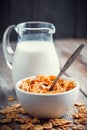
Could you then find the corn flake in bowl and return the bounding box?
[20,75,76,94]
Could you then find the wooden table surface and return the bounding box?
[0,39,87,129]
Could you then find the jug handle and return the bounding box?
[2,25,15,69]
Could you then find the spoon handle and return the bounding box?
[50,44,84,90]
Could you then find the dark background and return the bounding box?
[0,0,87,41]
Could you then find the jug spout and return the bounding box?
[15,22,55,33]
[15,22,56,42]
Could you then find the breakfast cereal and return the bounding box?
[1,125,11,130]
[8,95,15,101]
[20,75,76,94]
[0,102,87,130]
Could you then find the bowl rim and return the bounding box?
[16,76,79,96]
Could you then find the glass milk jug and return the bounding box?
[3,22,60,84]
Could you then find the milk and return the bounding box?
[12,41,60,83]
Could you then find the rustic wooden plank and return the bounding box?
[1,0,87,40]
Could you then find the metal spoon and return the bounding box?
[50,44,84,91]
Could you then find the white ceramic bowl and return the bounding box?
[15,76,79,119]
